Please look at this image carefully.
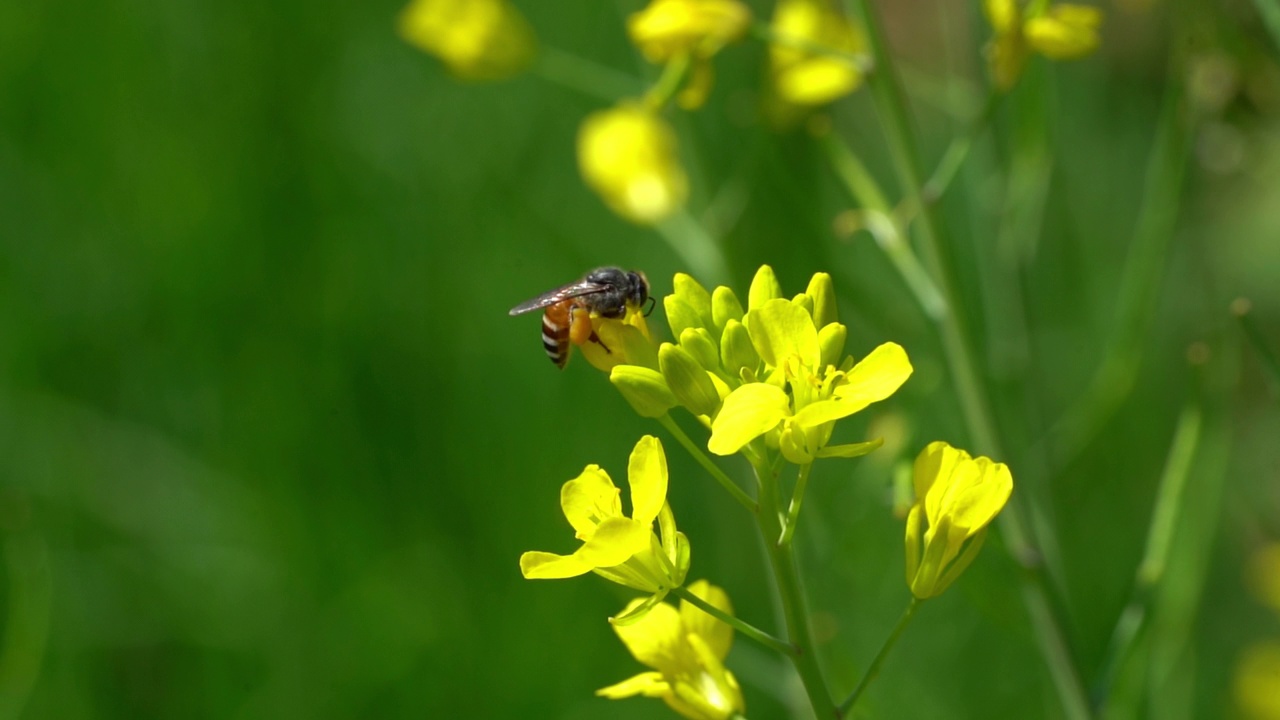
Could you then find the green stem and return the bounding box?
[838,598,921,715]
[1233,298,1280,399]
[845,1,1090,717]
[778,463,812,547]
[671,585,797,657]
[749,21,872,70]
[749,456,836,718]
[921,90,1002,204]
[532,46,641,102]
[0,528,52,720]
[820,131,947,321]
[657,414,758,513]
[1093,403,1202,708]
[643,52,693,110]
[656,210,732,289]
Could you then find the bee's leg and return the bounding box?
[568,305,611,353]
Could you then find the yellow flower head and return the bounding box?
[628,0,752,63]
[598,580,745,720]
[707,266,912,463]
[984,0,1102,90]
[904,441,1013,599]
[767,0,868,116]
[578,104,689,225]
[520,436,690,604]
[1235,641,1280,720]
[398,0,536,81]
[580,306,660,374]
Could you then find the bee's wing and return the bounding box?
[508,279,608,315]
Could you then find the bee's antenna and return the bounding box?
[643,296,656,317]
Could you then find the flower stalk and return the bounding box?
[670,585,797,657]
[839,597,920,714]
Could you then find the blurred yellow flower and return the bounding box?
[904,441,1013,599]
[520,436,690,606]
[1236,642,1280,720]
[628,0,752,109]
[985,0,1102,90]
[767,0,868,113]
[578,104,689,224]
[398,0,536,81]
[598,579,745,720]
[628,0,751,63]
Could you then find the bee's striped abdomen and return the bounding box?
[541,302,572,368]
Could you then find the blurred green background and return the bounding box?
[3,0,1280,718]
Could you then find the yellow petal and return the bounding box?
[519,550,594,579]
[628,435,669,525]
[680,579,734,661]
[577,517,652,567]
[398,0,537,81]
[983,0,1020,34]
[912,441,960,512]
[598,670,671,699]
[746,298,821,370]
[612,599,685,670]
[708,383,790,455]
[941,458,1013,533]
[831,341,913,411]
[559,465,621,536]
[1024,5,1101,60]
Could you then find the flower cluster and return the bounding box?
[766,0,869,122]
[608,265,912,465]
[985,0,1103,90]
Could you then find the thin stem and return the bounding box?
[749,456,836,718]
[1233,298,1280,399]
[820,131,947,321]
[656,210,732,288]
[1093,403,1202,708]
[921,89,1002,204]
[845,1,1090,717]
[671,585,798,657]
[838,598,921,715]
[657,414,758,513]
[643,52,693,110]
[778,463,812,547]
[532,46,641,102]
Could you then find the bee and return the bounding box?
[509,267,652,368]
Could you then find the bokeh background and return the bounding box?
[3,0,1280,718]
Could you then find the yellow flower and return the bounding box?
[707,268,912,463]
[1235,642,1280,720]
[598,580,745,720]
[520,436,690,606]
[580,306,660,374]
[628,0,751,62]
[767,0,868,115]
[984,0,1102,90]
[904,442,1013,599]
[578,104,689,224]
[398,0,536,81]
[628,0,752,109]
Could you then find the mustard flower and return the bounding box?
[904,441,1013,599]
[985,0,1102,90]
[520,436,690,607]
[628,0,752,109]
[579,305,661,374]
[707,266,912,463]
[578,104,689,224]
[398,0,536,81]
[1235,642,1280,720]
[598,579,745,720]
[767,0,868,115]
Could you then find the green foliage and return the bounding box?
[2,0,1280,718]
